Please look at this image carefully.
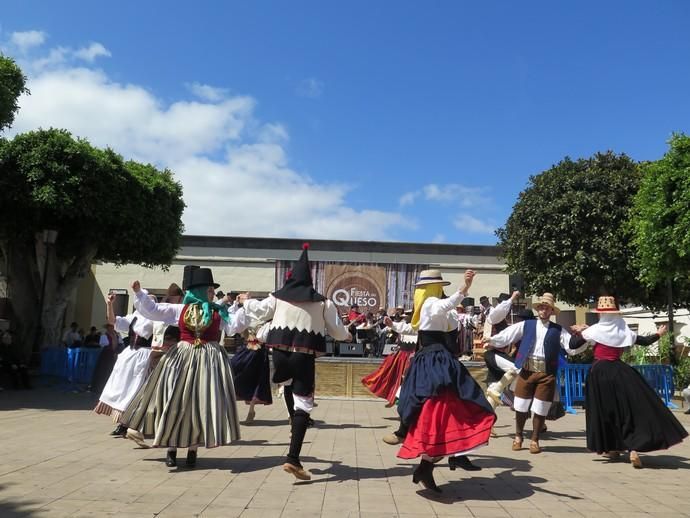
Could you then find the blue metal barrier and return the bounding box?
[557,362,677,413]
[559,363,591,413]
[41,347,102,386]
[632,364,678,409]
[40,347,67,377]
[65,347,102,384]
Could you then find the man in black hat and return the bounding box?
[244,244,351,481]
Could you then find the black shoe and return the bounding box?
[306,416,315,428]
[110,424,127,437]
[165,450,177,467]
[449,455,481,472]
[186,450,197,467]
[412,460,441,493]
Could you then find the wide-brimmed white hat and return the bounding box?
[415,269,451,287]
[533,293,560,315]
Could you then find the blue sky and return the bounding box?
[2,1,689,244]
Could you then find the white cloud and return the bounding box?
[296,77,324,98]
[399,191,418,206]
[73,42,111,62]
[9,30,46,52]
[187,82,229,102]
[453,215,496,235]
[9,37,408,241]
[399,183,491,210]
[423,183,490,207]
[432,233,446,243]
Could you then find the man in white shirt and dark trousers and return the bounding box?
[484,293,585,454]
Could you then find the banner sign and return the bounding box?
[324,264,387,314]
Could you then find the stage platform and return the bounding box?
[314,356,487,398]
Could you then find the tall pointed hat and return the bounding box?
[272,243,326,303]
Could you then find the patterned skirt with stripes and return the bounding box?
[120,341,241,448]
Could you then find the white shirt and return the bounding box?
[488,319,572,359]
[487,299,513,326]
[134,289,247,336]
[390,320,417,345]
[483,298,513,339]
[114,310,154,339]
[417,290,465,332]
[244,295,350,341]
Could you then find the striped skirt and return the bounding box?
[120,341,241,448]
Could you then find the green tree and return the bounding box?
[0,54,28,132]
[0,129,185,356]
[497,152,648,305]
[629,134,690,300]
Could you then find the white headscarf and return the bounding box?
[581,314,637,348]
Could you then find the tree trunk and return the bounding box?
[5,236,98,361]
[4,239,41,361]
[41,243,98,347]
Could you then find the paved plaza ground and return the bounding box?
[1,384,689,518]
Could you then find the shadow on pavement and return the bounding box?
[0,384,97,412]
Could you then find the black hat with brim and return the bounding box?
[186,267,220,290]
[183,265,200,291]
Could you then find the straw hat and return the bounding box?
[533,293,560,315]
[415,269,450,287]
[593,296,620,314]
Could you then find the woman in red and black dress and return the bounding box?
[396,269,495,493]
[582,296,687,468]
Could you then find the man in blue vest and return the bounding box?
[484,293,584,454]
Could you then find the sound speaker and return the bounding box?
[509,274,524,294]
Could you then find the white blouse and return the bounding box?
[114,310,154,339]
[133,289,248,336]
[417,290,465,332]
[390,320,417,345]
[244,295,350,341]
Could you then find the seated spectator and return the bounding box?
[83,326,101,348]
[62,322,82,348]
[0,330,31,389]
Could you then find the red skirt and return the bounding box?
[398,389,496,459]
[361,349,413,405]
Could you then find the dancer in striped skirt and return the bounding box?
[120,267,248,468]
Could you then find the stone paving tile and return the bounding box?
[1,387,690,517]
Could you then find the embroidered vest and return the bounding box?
[514,319,562,375]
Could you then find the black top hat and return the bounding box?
[272,243,326,303]
[498,293,511,303]
[182,265,200,291]
[461,297,475,307]
[186,267,220,290]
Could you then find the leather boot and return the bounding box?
[449,455,481,471]
[284,409,311,480]
[412,460,441,493]
[165,449,177,467]
[186,450,197,468]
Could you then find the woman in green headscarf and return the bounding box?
[120,267,248,469]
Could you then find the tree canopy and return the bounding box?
[0,128,185,350]
[496,152,646,305]
[0,128,185,267]
[628,134,690,306]
[0,54,28,132]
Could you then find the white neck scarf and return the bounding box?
[581,314,637,348]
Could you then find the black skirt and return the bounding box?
[585,360,687,453]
